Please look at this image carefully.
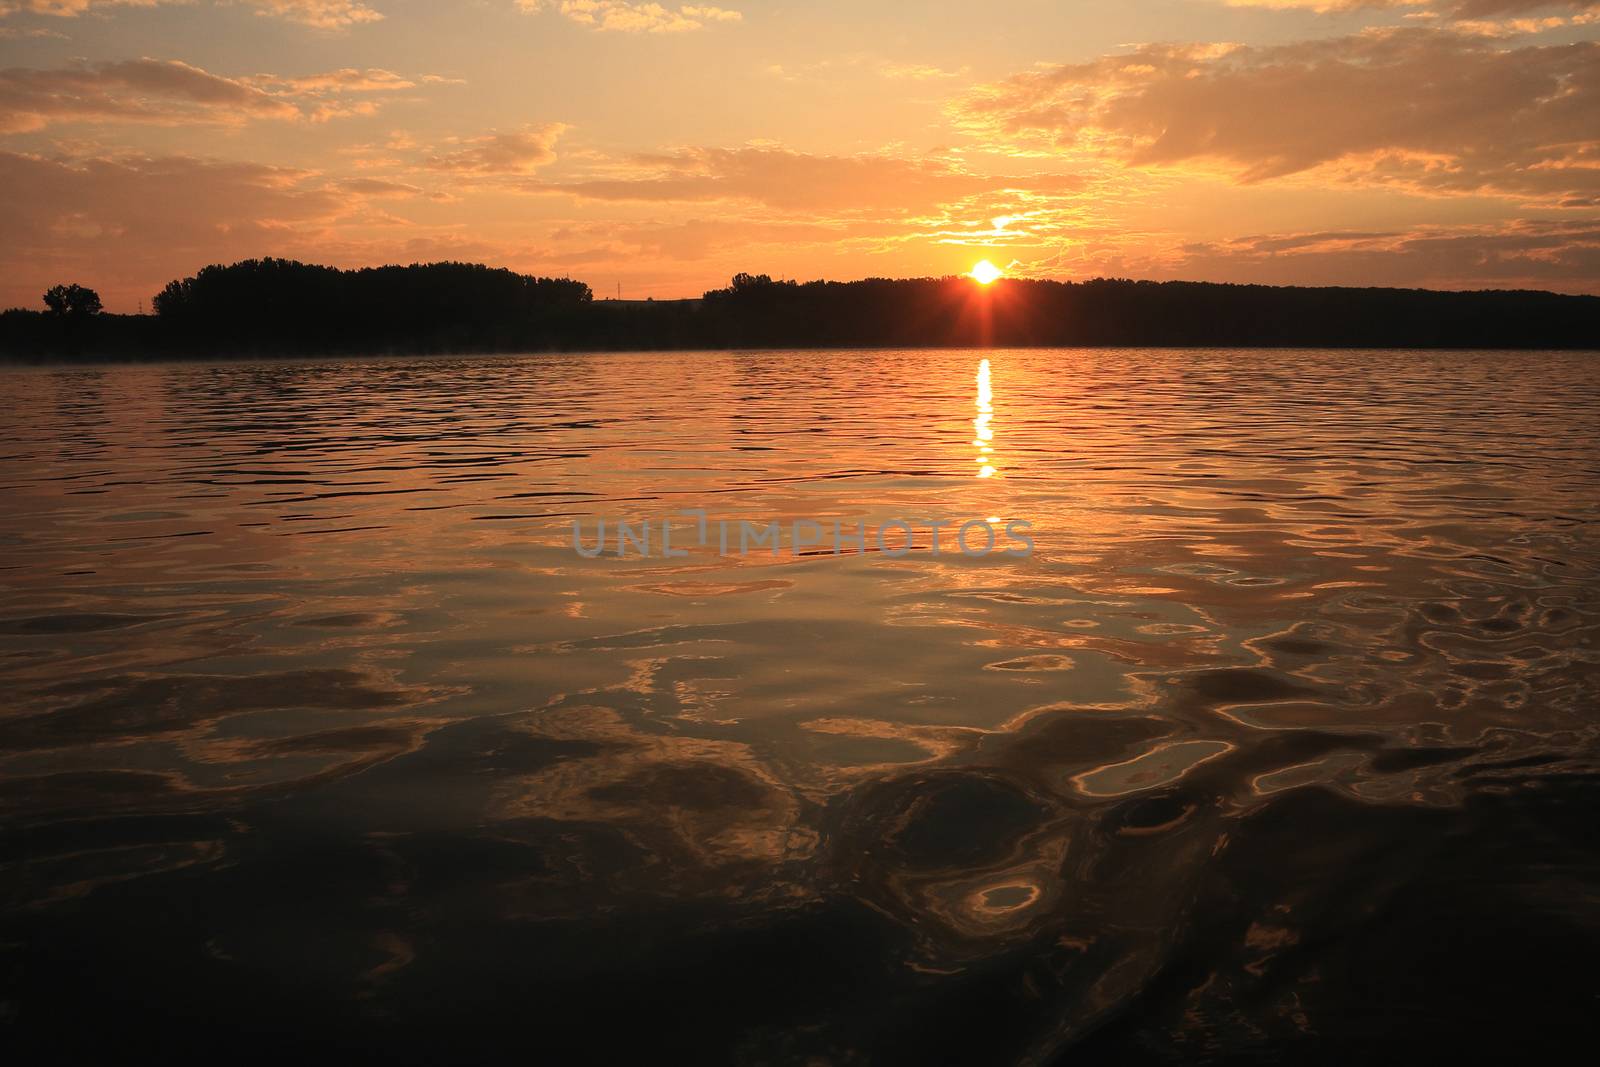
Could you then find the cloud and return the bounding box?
[244,0,382,27]
[0,1,159,14]
[954,28,1600,200]
[335,176,423,196]
[1451,0,1599,14]
[0,149,343,243]
[516,1,741,33]
[989,215,1600,293]
[1214,0,1386,9]
[250,68,416,94]
[1449,14,1596,36]
[881,62,968,81]
[0,58,299,133]
[0,59,451,132]
[0,147,469,308]
[0,149,341,300]
[533,146,1016,213]
[0,1,384,28]
[1216,0,1599,14]
[550,217,854,261]
[424,123,570,173]
[247,68,424,120]
[767,54,969,83]
[1157,219,1600,290]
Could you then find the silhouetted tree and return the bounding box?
[730,272,779,291]
[152,258,592,354]
[42,284,102,318]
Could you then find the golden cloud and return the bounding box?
[423,123,572,174]
[954,28,1600,201]
[516,1,741,34]
[0,59,462,132]
[0,58,299,133]
[528,146,1019,213]
[0,0,383,28]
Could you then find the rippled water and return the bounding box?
[3,349,1598,1063]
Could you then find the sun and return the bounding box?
[970,259,1004,285]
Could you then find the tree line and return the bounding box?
[3,259,1597,359]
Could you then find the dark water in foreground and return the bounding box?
[1,349,1597,1063]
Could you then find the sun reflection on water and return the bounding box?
[975,357,997,479]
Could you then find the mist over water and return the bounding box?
[2,349,1597,1063]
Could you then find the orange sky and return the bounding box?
[2,0,1597,311]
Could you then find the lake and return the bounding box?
[2,348,1598,1063]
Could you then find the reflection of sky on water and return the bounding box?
[2,349,1598,1059]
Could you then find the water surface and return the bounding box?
[2,349,1598,1062]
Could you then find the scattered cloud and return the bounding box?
[767,54,969,83]
[424,123,570,173]
[0,149,342,242]
[0,147,492,308]
[0,0,384,29]
[335,176,424,197]
[249,68,417,94]
[954,28,1600,201]
[1216,0,1599,15]
[1451,0,1599,14]
[244,0,383,27]
[531,146,1012,213]
[881,61,968,81]
[0,59,298,133]
[0,59,455,132]
[516,1,741,33]
[0,0,158,14]
[608,218,852,260]
[1141,218,1600,290]
[1450,14,1597,35]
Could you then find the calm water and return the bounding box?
[2,349,1598,1063]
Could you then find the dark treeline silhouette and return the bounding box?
[154,259,594,352]
[698,273,1600,349]
[3,259,1598,359]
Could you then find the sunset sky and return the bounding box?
[2,0,1597,310]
